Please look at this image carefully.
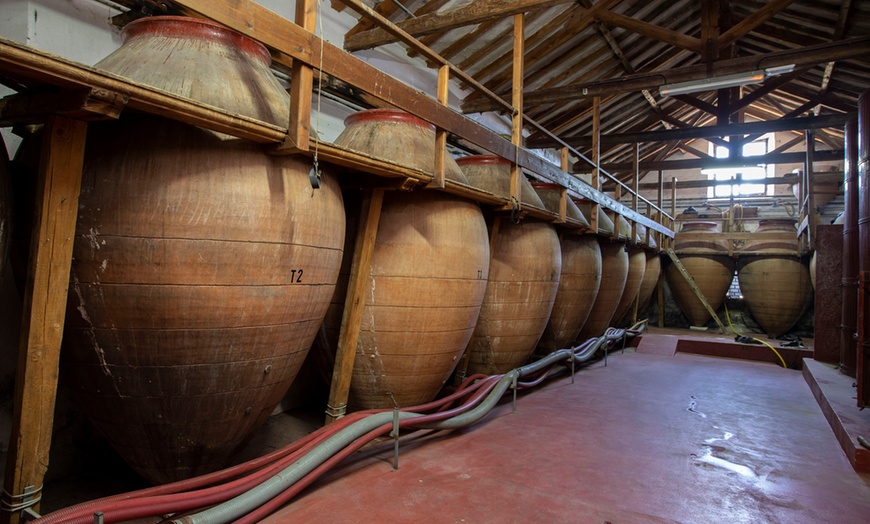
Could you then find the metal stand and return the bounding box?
[391,407,400,471]
[511,373,518,413]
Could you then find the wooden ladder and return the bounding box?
[666,249,728,334]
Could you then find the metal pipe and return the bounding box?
[858,89,870,407]
[842,118,859,377]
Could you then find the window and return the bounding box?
[705,135,774,198]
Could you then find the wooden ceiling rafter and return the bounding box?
[459,6,543,85]
[816,0,853,115]
[580,0,687,119]
[461,2,616,93]
[430,18,502,67]
[496,0,694,101]
[463,35,870,113]
[343,0,580,51]
[716,0,800,51]
[731,66,813,113]
[528,111,853,150]
[342,0,403,38]
[405,0,457,59]
[701,0,720,64]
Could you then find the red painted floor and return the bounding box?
[263,351,870,523]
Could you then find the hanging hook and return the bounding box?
[509,196,521,224]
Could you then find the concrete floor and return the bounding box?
[36,340,870,523]
[261,350,870,523]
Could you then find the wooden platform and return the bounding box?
[803,359,870,472]
[635,326,813,369]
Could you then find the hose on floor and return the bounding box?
[34,322,645,524]
[723,301,788,368]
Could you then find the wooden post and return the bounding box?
[558,147,569,224]
[657,169,664,249]
[509,13,524,206]
[430,64,450,189]
[281,0,316,153]
[591,96,601,233]
[806,130,816,252]
[325,188,385,424]
[611,184,621,241]
[657,273,665,328]
[668,176,677,248]
[632,142,639,243]
[2,116,86,523]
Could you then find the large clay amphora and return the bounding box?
[666,221,735,327]
[576,240,629,340]
[737,219,812,335]
[612,242,646,324]
[62,17,346,484]
[457,156,561,373]
[537,234,602,353]
[329,109,490,409]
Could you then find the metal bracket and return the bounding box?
[1,485,42,518]
[325,402,347,421]
[511,373,519,413]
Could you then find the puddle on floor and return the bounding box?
[693,446,757,478]
[704,432,733,444]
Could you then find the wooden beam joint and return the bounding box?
[0,88,127,125]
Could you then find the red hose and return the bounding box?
[38,375,498,524]
[237,376,504,524]
[37,333,629,524]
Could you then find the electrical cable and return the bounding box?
[724,300,788,368]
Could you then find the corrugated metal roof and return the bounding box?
[342,0,869,180]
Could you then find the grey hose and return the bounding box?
[172,411,424,524]
[174,325,644,524]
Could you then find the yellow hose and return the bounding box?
[724,301,788,369]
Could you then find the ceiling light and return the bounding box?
[658,64,796,97]
[659,70,765,97]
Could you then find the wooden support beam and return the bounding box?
[717,0,799,51]
[672,94,718,117]
[592,9,702,54]
[1,116,86,524]
[558,147,569,224]
[430,64,449,189]
[279,0,317,153]
[701,0,720,64]
[0,88,127,125]
[805,130,816,250]
[631,143,639,243]
[325,188,385,423]
[657,169,664,248]
[535,112,853,150]
[509,13,524,207]
[0,38,287,144]
[622,171,842,192]
[344,0,578,51]
[110,2,673,237]
[599,150,842,174]
[590,96,601,234]
[464,35,870,113]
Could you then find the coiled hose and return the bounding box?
[34,323,644,524]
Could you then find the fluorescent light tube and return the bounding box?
[659,70,765,97]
